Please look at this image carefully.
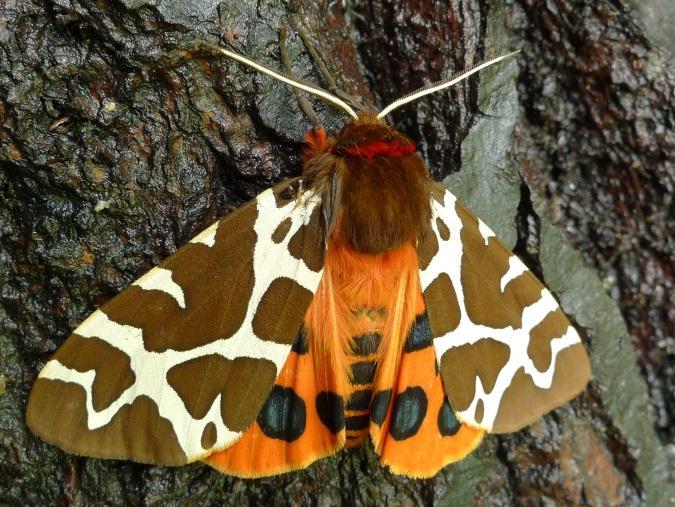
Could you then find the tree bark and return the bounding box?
[0,0,671,505]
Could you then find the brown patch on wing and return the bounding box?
[51,334,134,412]
[528,309,571,372]
[166,355,277,432]
[201,422,218,450]
[287,204,325,272]
[503,272,545,312]
[474,400,484,425]
[272,218,292,243]
[252,277,315,344]
[439,338,511,412]
[457,202,540,329]
[491,343,591,433]
[423,274,460,337]
[103,201,258,352]
[26,381,187,465]
[416,222,438,271]
[436,217,450,241]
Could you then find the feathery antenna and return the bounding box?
[377,50,521,118]
[196,39,359,120]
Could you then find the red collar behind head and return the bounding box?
[333,139,416,159]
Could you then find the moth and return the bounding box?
[26,41,591,478]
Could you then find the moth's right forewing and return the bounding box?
[419,182,590,434]
[26,178,326,465]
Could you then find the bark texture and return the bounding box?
[1,0,672,505]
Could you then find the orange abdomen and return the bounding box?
[303,237,425,445]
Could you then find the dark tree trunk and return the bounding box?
[1,0,672,505]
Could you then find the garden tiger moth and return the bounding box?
[25,41,591,479]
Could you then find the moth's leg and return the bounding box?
[296,28,365,112]
[279,27,321,128]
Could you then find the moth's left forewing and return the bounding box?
[26,178,326,464]
[419,182,591,433]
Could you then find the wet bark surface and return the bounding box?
[1,0,672,505]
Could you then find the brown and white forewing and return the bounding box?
[26,178,325,464]
[418,183,590,433]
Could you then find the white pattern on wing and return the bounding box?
[40,186,324,459]
[420,189,582,431]
[477,219,494,245]
[132,267,186,308]
[190,221,218,247]
[499,256,528,292]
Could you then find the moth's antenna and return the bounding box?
[196,39,359,120]
[377,50,521,119]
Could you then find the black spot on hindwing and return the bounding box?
[438,398,461,436]
[389,387,428,440]
[256,386,306,442]
[404,313,432,352]
[291,328,309,355]
[316,391,345,434]
[370,389,393,426]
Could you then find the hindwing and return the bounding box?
[204,331,347,477]
[418,182,591,433]
[369,312,484,478]
[26,178,326,464]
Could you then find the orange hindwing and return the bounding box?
[205,332,346,477]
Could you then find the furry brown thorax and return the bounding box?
[303,114,432,255]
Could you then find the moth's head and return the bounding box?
[301,113,417,165]
[331,113,416,160]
